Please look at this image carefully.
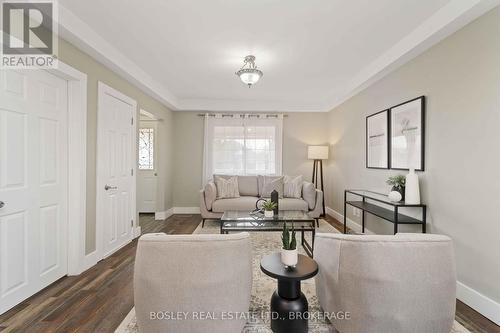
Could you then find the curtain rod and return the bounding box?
[196,113,288,118]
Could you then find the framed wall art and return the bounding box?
[389,96,425,171]
[366,110,389,169]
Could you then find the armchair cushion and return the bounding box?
[134,232,252,333]
[314,233,456,333]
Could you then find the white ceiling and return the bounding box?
[58,0,499,112]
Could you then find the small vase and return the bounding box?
[405,169,420,204]
[391,186,405,201]
[264,210,274,218]
[388,191,402,202]
[281,249,298,267]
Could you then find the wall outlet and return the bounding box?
[352,207,360,217]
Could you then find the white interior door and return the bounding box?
[96,83,136,258]
[138,121,157,213]
[0,69,68,314]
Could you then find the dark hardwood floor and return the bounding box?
[0,214,497,333]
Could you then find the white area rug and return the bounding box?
[116,219,470,333]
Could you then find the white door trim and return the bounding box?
[96,82,137,260]
[46,62,88,276]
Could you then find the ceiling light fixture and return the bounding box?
[235,55,263,87]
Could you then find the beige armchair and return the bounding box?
[134,232,252,333]
[314,233,456,333]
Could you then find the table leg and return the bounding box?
[311,228,315,257]
[422,206,427,233]
[362,211,365,233]
[271,279,308,333]
[394,207,398,235]
[343,191,347,233]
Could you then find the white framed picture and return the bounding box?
[366,110,389,169]
[390,96,425,171]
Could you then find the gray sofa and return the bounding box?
[200,175,323,225]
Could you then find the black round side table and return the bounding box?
[260,253,318,333]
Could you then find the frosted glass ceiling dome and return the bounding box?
[235,55,263,87]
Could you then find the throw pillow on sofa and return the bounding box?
[284,175,303,198]
[214,175,240,199]
[260,175,284,198]
[302,182,316,209]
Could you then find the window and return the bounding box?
[138,128,154,170]
[203,114,283,183]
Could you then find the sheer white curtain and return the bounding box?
[202,114,283,184]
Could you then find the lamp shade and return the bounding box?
[308,146,329,160]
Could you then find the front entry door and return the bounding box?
[0,69,68,314]
[138,121,158,213]
[96,83,136,258]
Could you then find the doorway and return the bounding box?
[137,110,159,213]
[0,69,69,313]
[96,82,137,258]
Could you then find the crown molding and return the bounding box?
[56,1,499,113]
[57,4,180,110]
[322,0,500,112]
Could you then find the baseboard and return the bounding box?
[173,207,200,214]
[326,206,374,234]
[457,281,500,325]
[155,208,173,220]
[155,207,200,218]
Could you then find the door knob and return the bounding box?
[0,201,4,209]
[104,185,117,191]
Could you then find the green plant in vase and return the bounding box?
[262,200,277,218]
[281,223,297,267]
[387,174,406,201]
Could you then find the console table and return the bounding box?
[344,190,427,234]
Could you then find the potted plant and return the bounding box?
[281,223,297,267]
[262,200,277,218]
[386,174,406,201]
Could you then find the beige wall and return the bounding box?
[58,39,174,254]
[325,7,500,304]
[172,112,329,207]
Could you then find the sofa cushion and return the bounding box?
[213,175,259,196]
[214,175,240,199]
[204,181,217,210]
[279,198,309,211]
[260,175,284,198]
[258,175,282,196]
[212,196,259,213]
[302,181,316,210]
[284,175,303,198]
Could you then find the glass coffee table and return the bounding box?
[220,210,316,257]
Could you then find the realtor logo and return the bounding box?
[1,0,58,68]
